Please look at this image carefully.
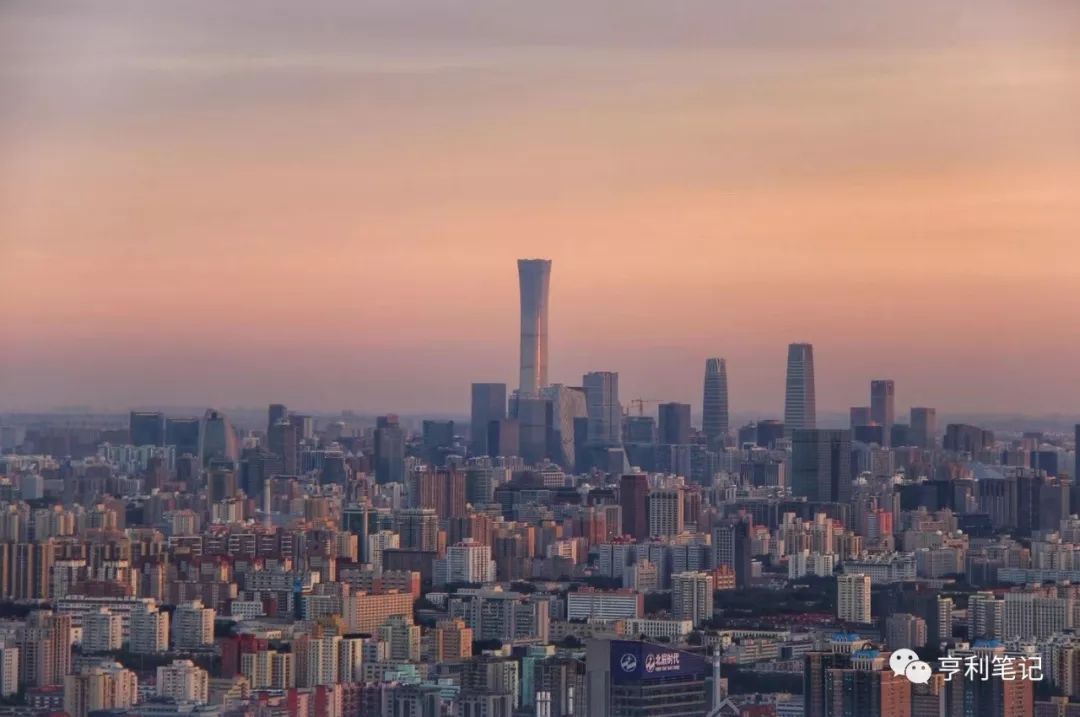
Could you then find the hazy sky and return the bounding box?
[3,0,1080,416]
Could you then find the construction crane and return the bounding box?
[626,398,661,417]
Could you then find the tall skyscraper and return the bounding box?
[542,384,588,470]
[267,403,288,433]
[374,415,405,484]
[130,412,165,447]
[469,383,507,456]
[784,343,816,435]
[1076,424,1080,498]
[825,650,910,717]
[657,402,691,446]
[870,380,895,446]
[712,518,752,590]
[584,371,622,447]
[512,395,551,464]
[200,409,238,466]
[792,429,852,503]
[910,407,938,449]
[268,419,300,475]
[165,417,200,457]
[702,358,729,447]
[518,259,551,397]
[620,474,649,540]
[850,406,871,428]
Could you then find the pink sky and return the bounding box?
[2,0,1080,414]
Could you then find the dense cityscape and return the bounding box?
[0,258,1076,717]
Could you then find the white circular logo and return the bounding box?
[620,654,638,672]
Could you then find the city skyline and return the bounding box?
[4,0,1080,415]
[4,3,1080,716]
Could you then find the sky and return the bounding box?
[2,0,1080,416]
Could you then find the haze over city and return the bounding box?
[3,0,1080,415]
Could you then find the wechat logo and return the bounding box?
[890,649,932,684]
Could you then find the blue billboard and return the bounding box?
[610,640,708,684]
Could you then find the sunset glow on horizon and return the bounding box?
[3,0,1080,415]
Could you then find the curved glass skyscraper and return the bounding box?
[517,259,551,397]
[702,357,729,448]
[784,343,816,435]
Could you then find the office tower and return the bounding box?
[702,358,730,447]
[488,418,520,458]
[658,402,692,446]
[792,429,853,503]
[129,412,165,447]
[943,423,994,453]
[943,643,1034,717]
[267,403,288,433]
[533,656,585,717]
[421,419,455,465]
[672,571,714,627]
[784,343,816,434]
[374,415,405,484]
[238,447,281,499]
[470,383,507,456]
[850,406,872,429]
[854,424,885,445]
[415,467,467,520]
[1075,425,1080,516]
[620,474,649,540]
[870,380,895,446]
[910,407,938,449]
[624,416,657,444]
[513,395,551,465]
[518,258,552,397]
[289,413,313,441]
[584,371,622,447]
[754,419,785,449]
[173,600,215,649]
[165,417,200,457]
[542,384,588,470]
[825,650,910,717]
[648,488,685,537]
[268,419,300,475]
[200,409,238,466]
[837,573,872,624]
[586,639,708,717]
[884,613,927,650]
[208,467,237,503]
[712,519,752,590]
[398,508,439,551]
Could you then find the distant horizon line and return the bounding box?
[5,405,1080,425]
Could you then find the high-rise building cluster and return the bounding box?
[0,258,1074,717]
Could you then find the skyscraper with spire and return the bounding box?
[517,259,551,397]
[784,343,816,435]
[702,357,729,448]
